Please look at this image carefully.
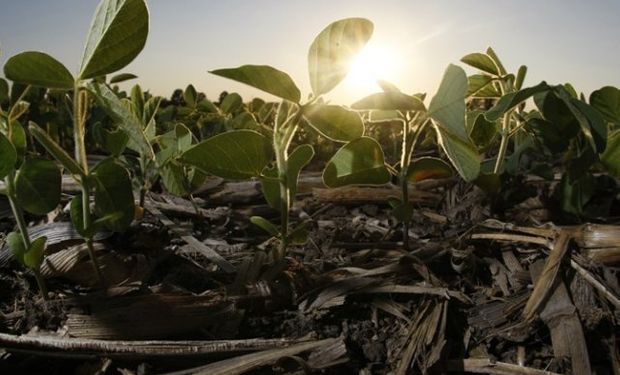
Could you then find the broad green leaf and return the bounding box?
[156,123,194,163]
[181,130,273,180]
[250,216,280,236]
[352,91,426,111]
[590,86,620,124]
[466,74,497,97]
[4,51,74,90]
[89,83,153,158]
[0,78,9,103]
[92,123,129,156]
[15,159,61,215]
[323,137,390,187]
[407,157,453,183]
[109,72,138,84]
[183,84,197,107]
[559,173,594,215]
[428,64,469,141]
[468,111,498,151]
[7,232,27,265]
[220,92,243,114]
[28,122,85,178]
[485,82,550,121]
[461,53,499,76]
[9,120,27,158]
[131,84,145,116]
[554,87,607,152]
[159,160,206,197]
[601,129,620,177]
[308,18,373,96]
[434,127,480,182]
[211,65,301,103]
[24,236,46,270]
[79,0,149,79]
[197,99,218,114]
[261,144,314,210]
[303,105,364,142]
[229,112,260,131]
[91,159,135,232]
[143,96,162,127]
[0,132,17,179]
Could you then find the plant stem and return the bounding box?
[400,118,411,251]
[73,83,105,289]
[493,111,512,174]
[5,174,48,300]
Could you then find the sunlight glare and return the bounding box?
[344,42,404,94]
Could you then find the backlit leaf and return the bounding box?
[407,157,453,183]
[211,65,301,103]
[323,137,390,187]
[4,51,74,90]
[308,18,373,96]
[79,0,149,79]
[428,64,469,141]
[461,53,499,75]
[181,130,273,179]
[304,104,364,142]
[91,159,135,232]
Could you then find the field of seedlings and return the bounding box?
[1,0,619,374]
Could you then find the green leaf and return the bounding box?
[308,18,373,96]
[559,172,594,216]
[15,159,61,215]
[79,0,149,79]
[158,161,205,197]
[219,93,243,114]
[181,130,273,180]
[211,65,301,103]
[303,105,364,142]
[485,82,550,122]
[9,120,27,159]
[601,129,620,177]
[468,111,498,151]
[130,84,145,116]
[250,216,280,236]
[89,83,153,158]
[466,74,498,97]
[261,144,314,210]
[590,86,620,124]
[554,87,607,153]
[434,127,480,182]
[407,157,453,183]
[461,53,499,75]
[28,122,85,177]
[0,132,17,179]
[109,72,138,84]
[323,137,390,187]
[428,64,469,141]
[4,51,74,90]
[24,236,46,270]
[7,232,27,265]
[351,91,426,111]
[93,123,129,156]
[143,96,162,127]
[486,47,507,76]
[515,65,528,90]
[0,78,9,103]
[91,159,135,232]
[183,84,197,107]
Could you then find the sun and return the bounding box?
[344,42,404,95]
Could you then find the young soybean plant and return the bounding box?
[181,18,377,260]
[4,0,149,287]
[0,75,61,299]
[335,67,481,249]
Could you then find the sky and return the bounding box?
[0,0,619,105]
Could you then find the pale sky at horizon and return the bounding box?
[1,0,619,105]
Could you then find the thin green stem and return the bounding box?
[73,83,105,289]
[399,118,412,250]
[5,173,48,300]
[493,112,512,174]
